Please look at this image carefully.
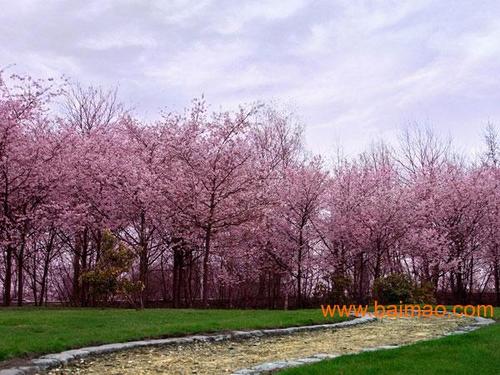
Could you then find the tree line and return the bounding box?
[1,72,499,308]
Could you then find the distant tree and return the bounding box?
[483,123,499,167]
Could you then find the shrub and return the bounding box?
[412,281,436,304]
[313,275,352,304]
[81,230,143,307]
[372,273,414,304]
[330,275,352,304]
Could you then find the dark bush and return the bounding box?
[330,275,352,305]
[372,273,414,304]
[412,281,436,304]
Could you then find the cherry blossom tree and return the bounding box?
[1,71,498,308]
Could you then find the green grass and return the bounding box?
[0,307,346,362]
[280,307,500,375]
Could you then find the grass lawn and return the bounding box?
[0,307,346,362]
[280,307,500,375]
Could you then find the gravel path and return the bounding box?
[47,316,469,375]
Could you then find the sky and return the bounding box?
[1,0,500,158]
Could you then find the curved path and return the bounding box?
[39,315,490,375]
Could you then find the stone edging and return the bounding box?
[231,316,496,375]
[0,315,376,375]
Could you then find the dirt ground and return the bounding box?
[47,316,469,375]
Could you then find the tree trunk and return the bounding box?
[202,226,212,307]
[452,265,467,305]
[40,255,50,307]
[72,232,84,306]
[374,246,382,281]
[17,249,24,306]
[159,252,168,304]
[468,256,474,303]
[297,228,303,308]
[16,230,28,306]
[80,233,89,307]
[138,212,149,308]
[186,251,193,307]
[172,241,184,308]
[32,252,38,306]
[355,252,366,304]
[3,245,13,306]
[494,260,500,306]
[39,232,54,306]
[139,247,148,308]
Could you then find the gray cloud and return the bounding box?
[2,0,500,157]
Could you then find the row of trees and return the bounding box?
[1,73,499,308]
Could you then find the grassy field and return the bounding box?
[280,307,500,375]
[0,307,345,362]
[2,306,498,373]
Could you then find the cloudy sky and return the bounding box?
[1,0,500,157]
